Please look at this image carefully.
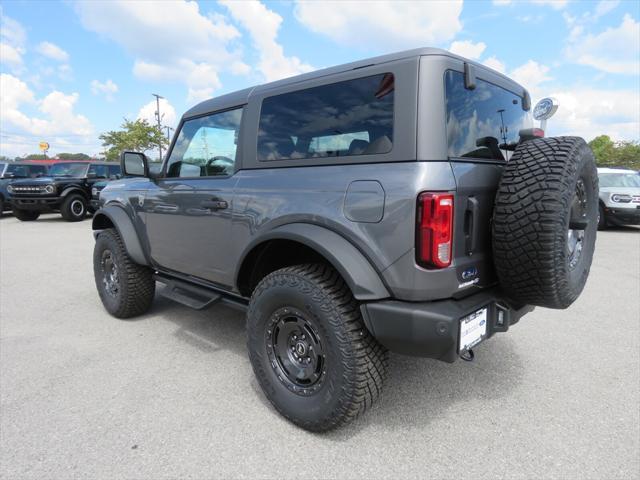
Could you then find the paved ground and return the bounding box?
[0,213,638,480]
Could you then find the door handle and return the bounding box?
[465,197,479,255]
[201,199,228,210]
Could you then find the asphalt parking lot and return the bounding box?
[0,214,638,480]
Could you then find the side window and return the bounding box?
[29,165,46,177]
[88,164,108,178]
[166,107,243,178]
[445,70,532,161]
[258,73,394,161]
[108,165,121,177]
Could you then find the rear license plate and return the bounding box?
[459,308,488,352]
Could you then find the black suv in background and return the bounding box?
[0,162,48,214]
[10,161,120,222]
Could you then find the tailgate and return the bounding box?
[450,161,504,297]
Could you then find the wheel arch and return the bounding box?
[92,205,148,266]
[60,186,89,199]
[236,223,390,301]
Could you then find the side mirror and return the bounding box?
[120,151,148,177]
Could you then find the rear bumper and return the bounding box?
[12,197,61,212]
[360,288,534,363]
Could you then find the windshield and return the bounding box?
[599,172,640,188]
[48,162,89,177]
[4,164,31,178]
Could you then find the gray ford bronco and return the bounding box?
[92,48,598,431]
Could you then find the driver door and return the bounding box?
[144,107,243,287]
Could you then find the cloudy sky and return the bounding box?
[1,0,638,158]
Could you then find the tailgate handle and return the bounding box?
[464,197,479,255]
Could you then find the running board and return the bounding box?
[156,276,222,310]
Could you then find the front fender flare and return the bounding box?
[92,204,148,266]
[238,223,390,301]
[60,186,88,199]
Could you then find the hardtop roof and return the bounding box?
[183,47,527,119]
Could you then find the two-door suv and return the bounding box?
[92,48,598,431]
[10,161,120,221]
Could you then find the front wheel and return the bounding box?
[12,208,40,221]
[247,264,389,432]
[61,194,87,222]
[93,228,155,318]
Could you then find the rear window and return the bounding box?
[258,73,394,161]
[445,70,531,161]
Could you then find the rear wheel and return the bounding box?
[12,208,40,221]
[492,136,598,309]
[247,264,388,432]
[61,194,87,222]
[93,228,155,318]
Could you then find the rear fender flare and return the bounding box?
[92,205,148,266]
[237,223,390,301]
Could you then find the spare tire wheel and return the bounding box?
[492,136,598,309]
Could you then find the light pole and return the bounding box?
[164,126,174,142]
[152,93,164,160]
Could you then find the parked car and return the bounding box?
[92,47,598,431]
[9,161,120,221]
[0,162,49,214]
[597,168,640,229]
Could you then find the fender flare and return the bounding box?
[60,186,88,199]
[92,204,148,266]
[237,223,390,301]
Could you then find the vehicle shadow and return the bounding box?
[149,290,524,438]
[600,225,639,233]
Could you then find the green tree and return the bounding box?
[588,135,615,166]
[589,135,640,171]
[57,152,91,161]
[99,118,168,162]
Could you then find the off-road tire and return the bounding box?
[60,194,87,222]
[598,204,607,231]
[12,208,40,221]
[93,228,155,318]
[247,264,389,432]
[492,136,598,309]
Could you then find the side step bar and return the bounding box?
[155,275,222,310]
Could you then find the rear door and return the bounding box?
[144,107,243,287]
[443,68,533,291]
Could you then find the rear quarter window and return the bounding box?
[445,70,531,161]
[258,73,394,161]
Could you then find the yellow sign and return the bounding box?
[39,141,49,151]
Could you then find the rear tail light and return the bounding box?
[416,192,454,268]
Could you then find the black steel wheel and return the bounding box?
[61,194,87,222]
[247,264,388,432]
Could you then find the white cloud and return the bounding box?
[74,0,248,100]
[221,0,313,82]
[509,60,552,90]
[0,73,94,154]
[482,56,507,74]
[36,41,70,62]
[294,0,463,50]
[91,79,119,101]
[449,40,486,60]
[1,13,26,73]
[531,0,569,9]
[492,0,512,5]
[594,0,620,18]
[137,97,177,129]
[565,14,640,75]
[540,87,639,141]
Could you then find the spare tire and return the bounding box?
[492,136,598,309]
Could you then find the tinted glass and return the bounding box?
[30,165,47,176]
[167,108,242,178]
[49,163,89,177]
[258,73,394,161]
[108,164,121,177]
[599,172,640,188]
[88,164,108,178]
[445,70,531,161]
[5,165,30,177]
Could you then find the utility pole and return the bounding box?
[164,126,174,142]
[152,93,164,160]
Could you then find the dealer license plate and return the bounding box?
[459,308,488,352]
